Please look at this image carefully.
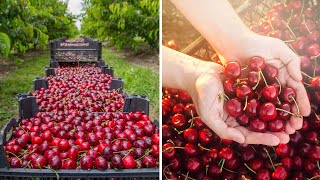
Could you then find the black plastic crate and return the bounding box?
[0,117,159,179]
[50,36,103,64]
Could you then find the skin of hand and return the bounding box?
[170,0,311,135]
[163,46,290,146]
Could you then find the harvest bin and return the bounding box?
[0,118,159,179]
[49,36,104,68]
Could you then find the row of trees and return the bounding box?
[0,0,78,58]
[81,0,159,50]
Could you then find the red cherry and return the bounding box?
[171,114,187,130]
[223,79,236,96]
[183,128,198,144]
[163,143,176,159]
[307,43,320,57]
[268,118,284,132]
[276,144,290,157]
[272,166,288,180]
[94,156,107,170]
[224,61,242,79]
[225,98,243,117]
[263,64,278,81]
[236,84,254,100]
[166,40,178,50]
[218,147,234,161]
[250,118,267,132]
[259,102,277,121]
[80,155,93,170]
[245,99,261,117]
[58,139,69,152]
[261,85,279,102]
[249,56,266,71]
[247,71,262,87]
[122,155,136,169]
[280,87,296,103]
[236,113,250,126]
[186,157,202,174]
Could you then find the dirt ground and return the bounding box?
[0,50,48,80]
[107,46,159,73]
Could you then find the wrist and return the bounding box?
[214,30,257,63]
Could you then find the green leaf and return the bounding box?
[0,32,10,57]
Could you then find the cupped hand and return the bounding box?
[188,61,290,146]
[220,33,311,135]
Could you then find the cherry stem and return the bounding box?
[219,159,225,172]
[311,54,320,60]
[163,146,184,153]
[276,108,300,117]
[308,175,320,180]
[290,95,300,115]
[223,167,237,174]
[273,163,282,167]
[218,94,230,101]
[167,139,175,145]
[244,163,256,174]
[111,138,127,142]
[275,77,282,94]
[313,58,317,77]
[301,71,313,78]
[6,151,22,162]
[241,175,250,180]
[198,143,211,151]
[252,71,261,90]
[182,172,195,180]
[283,39,296,43]
[263,148,275,171]
[287,10,294,25]
[303,15,312,34]
[163,163,173,175]
[18,125,28,134]
[173,127,184,134]
[44,166,60,179]
[136,149,152,161]
[259,70,268,86]
[300,0,305,16]
[241,66,248,71]
[286,24,297,38]
[251,146,257,152]
[243,96,248,111]
[268,17,276,31]
[312,110,320,121]
[317,161,320,169]
[205,165,209,176]
[189,110,195,128]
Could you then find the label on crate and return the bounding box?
[51,37,101,62]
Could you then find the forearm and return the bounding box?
[162,46,223,93]
[171,0,253,60]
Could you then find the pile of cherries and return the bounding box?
[34,66,124,112]
[249,0,320,108]
[223,57,299,133]
[5,111,159,170]
[5,64,159,172]
[162,87,319,180]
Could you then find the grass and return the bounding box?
[0,48,159,128]
[102,48,159,120]
[0,51,49,127]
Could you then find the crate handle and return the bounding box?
[0,118,17,146]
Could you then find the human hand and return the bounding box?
[187,61,290,146]
[218,33,311,135]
